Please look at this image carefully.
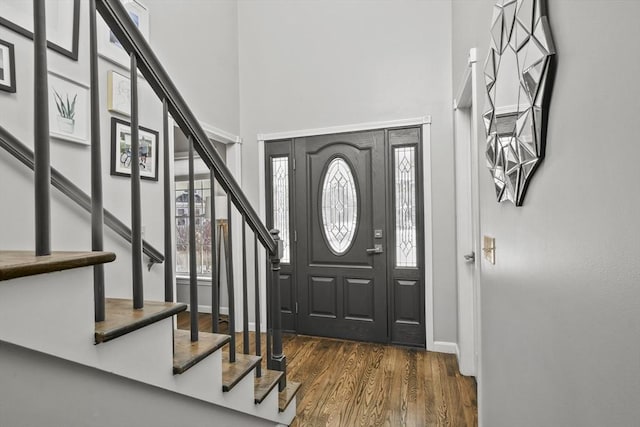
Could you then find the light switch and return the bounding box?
[483,236,495,264]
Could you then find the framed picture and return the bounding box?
[111,117,158,181]
[0,39,16,93]
[48,72,89,145]
[107,70,131,116]
[0,0,80,60]
[98,0,149,69]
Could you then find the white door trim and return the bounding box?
[257,116,435,349]
[453,47,481,376]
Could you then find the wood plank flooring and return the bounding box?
[177,312,477,426]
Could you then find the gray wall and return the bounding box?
[0,342,274,427]
[452,1,640,426]
[238,0,459,343]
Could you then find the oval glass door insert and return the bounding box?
[321,157,358,255]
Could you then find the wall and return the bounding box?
[0,341,274,427]
[238,0,458,343]
[452,1,640,426]
[0,0,240,302]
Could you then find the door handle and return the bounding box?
[366,244,384,254]
[464,252,475,263]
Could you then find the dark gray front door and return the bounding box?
[265,127,426,347]
[294,131,388,343]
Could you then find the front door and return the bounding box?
[295,131,387,342]
[265,127,426,346]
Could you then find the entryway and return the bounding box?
[265,126,426,347]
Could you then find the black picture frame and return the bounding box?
[0,0,80,61]
[110,117,159,182]
[0,39,16,93]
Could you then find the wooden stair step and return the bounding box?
[173,329,230,375]
[254,369,284,404]
[278,381,301,413]
[95,298,187,344]
[221,352,262,392]
[0,250,116,281]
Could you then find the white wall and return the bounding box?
[148,0,240,134]
[452,1,640,425]
[238,0,458,343]
[0,341,275,427]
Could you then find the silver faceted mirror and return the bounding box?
[483,0,556,206]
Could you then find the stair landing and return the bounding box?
[0,250,116,281]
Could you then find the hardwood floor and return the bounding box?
[177,312,478,426]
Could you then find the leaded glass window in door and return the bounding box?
[271,156,290,263]
[321,157,358,255]
[394,146,417,267]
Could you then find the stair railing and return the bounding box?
[92,0,287,388]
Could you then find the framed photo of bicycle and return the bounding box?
[110,117,158,181]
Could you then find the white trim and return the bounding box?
[432,341,459,355]
[186,305,229,316]
[200,121,242,145]
[257,139,268,327]
[171,119,241,145]
[257,116,432,142]
[423,122,436,352]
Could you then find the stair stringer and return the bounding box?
[0,267,295,425]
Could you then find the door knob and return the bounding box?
[366,244,384,254]
[464,252,475,262]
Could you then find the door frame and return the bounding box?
[453,48,481,377]
[257,115,437,349]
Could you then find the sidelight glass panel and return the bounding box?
[321,157,358,255]
[175,178,212,276]
[394,146,417,267]
[272,156,290,263]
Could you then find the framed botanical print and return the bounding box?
[48,72,89,145]
[110,117,158,181]
[0,39,16,93]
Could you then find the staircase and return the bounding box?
[0,0,299,425]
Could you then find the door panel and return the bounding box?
[296,131,387,343]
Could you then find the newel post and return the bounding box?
[269,229,287,390]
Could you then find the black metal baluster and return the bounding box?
[211,171,219,333]
[163,99,173,303]
[226,197,236,362]
[33,0,50,256]
[188,136,198,342]
[130,54,143,309]
[270,230,286,390]
[89,0,105,321]
[254,234,262,378]
[242,217,250,355]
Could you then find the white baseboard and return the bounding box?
[186,304,228,315]
[432,341,459,355]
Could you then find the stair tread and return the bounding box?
[278,381,301,413]
[221,352,262,392]
[0,250,116,281]
[254,369,284,404]
[173,329,230,374]
[95,298,187,344]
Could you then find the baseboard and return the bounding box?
[432,341,459,355]
[185,304,229,316]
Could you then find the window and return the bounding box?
[271,156,291,263]
[175,178,212,277]
[394,146,418,267]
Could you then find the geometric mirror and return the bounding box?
[483,0,556,206]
